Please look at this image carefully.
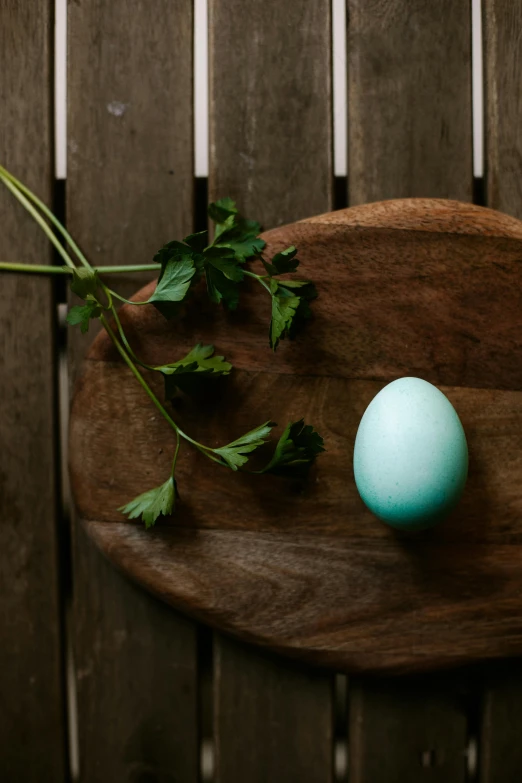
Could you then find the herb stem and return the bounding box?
[107,299,153,370]
[96,264,161,274]
[171,431,181,478]
[243,268,272,293]
[100,314,181,430]
[108,289,151,306]
[0,261,72,275]
[100,314,225,466]
[0,164,92,270]
[0,174,77,270]
[0,261,162,277]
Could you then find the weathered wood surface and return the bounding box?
[347,0,473,205]
[214,638,333,783]
[480,2,522,778]
[70,200,522,674]
[0,2,67,780]
[209,2,335,777]
[347,4,474,770]
[67,1,199,779]
[209,0,333,226]
[349,677,468,782]
[484,0,522,217]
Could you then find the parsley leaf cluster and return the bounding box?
[0,162,325,530]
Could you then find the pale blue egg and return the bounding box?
[353,377,468,530]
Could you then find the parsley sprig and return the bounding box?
[0,166,324,527]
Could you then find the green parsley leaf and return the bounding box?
[159,343,232,399]
[262,245,299,276]
[270,292,301,349]
[207,197,238,225]
[208,198,266,261]
[214,421,275,470]
[261,419,325,477]
[153,240,192,271]
[119,476,178,528]
[66,301,101,334]
[70,267,99,299]
[204,247,245,281]
[149,253,196,318]
[183,230,208,253]
[268,279,318,348]
[203,248,244,309]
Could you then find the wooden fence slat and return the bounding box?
[347,1,473,779]
[0,2,67,779]
[67,1,199,779]
[209,0,334,227]
[350,679,468,783]
[209,0,334,778]
[215,638,333,783]
[347,0,473,205]
[480,2,522,779]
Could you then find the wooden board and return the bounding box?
[479,2,522,778]
[67,1,199,779]
[0,2,67,780]
[347,0,472,205]
[214,637,333,783]
[208,2,335,777]
[347,5,474,773]
[349,676,468,782]
[70,199,522,674]
[209,0,333,226]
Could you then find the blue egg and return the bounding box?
[353,377,468,530]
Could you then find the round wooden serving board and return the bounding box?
[70,199,522,675]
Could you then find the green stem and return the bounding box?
[108,300,153,370]
[108,289,151,306]
[0,164,92,270]
[171,431,181,478]
[100,314,226,466]
[0,261,72,275]
[100,314,181,431]
[0,261,161,277]
[243,268,272,293]
[96,264,161,274]
[0,174,77,270]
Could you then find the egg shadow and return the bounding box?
[386,444,507,606]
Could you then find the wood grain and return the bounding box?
[347,0,473,205]
[480,3,522,777]
[69,201,522,674]
[71,367,522,545]
[214,638,333,783]
[209,5,335,775]
[83,199,522,392]
[209,0,333,226]
[480,663,522,783]
[82,522,522,675]
[349,677,468,782]
[0,2,67,780]
[67,2,199,779]
[484,0,522,217]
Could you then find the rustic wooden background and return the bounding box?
[1,0,522,781]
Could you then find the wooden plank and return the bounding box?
[209,0,334,777]
[67,1,199,779]
[480,663,522,783]
[346,1,473,778]
[347,0,473,205]
[215,637,333,783]
[209,0,333,226]
[0,2,67,780]
[350,678,468,782]
[480,2,522,779]
[484,0,522,216]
